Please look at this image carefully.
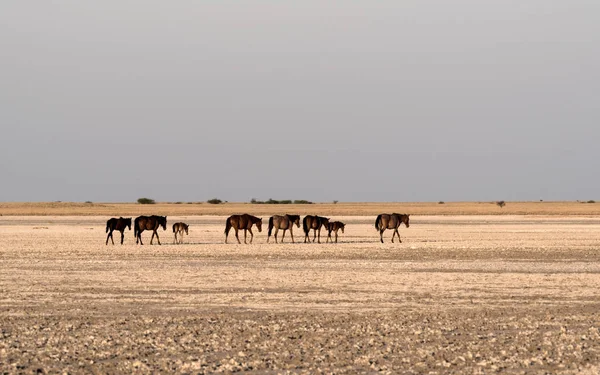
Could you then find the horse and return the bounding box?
[267,214,300,243]
[374,213,410,243]
[224,214,262,244]
[105,217,132,245]
[134,215,167,245]
[325,221,345,243]
[303,215,330,243]
[172,222,189,244]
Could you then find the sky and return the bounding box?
[1,1,599,203]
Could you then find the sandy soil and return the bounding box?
[2,215,600,374]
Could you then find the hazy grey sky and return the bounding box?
[1,1,598,202]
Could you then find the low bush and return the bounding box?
[137,198,155,204]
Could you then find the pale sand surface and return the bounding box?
[1,215,600,373]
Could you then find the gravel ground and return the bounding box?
[1,215,600,374]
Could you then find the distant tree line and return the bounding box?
[250,198,313,204]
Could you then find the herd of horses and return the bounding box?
[105,213,410,245]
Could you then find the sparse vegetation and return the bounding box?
[438,201,445,204]
[250,198,313,204]
[85,201,93,204]
[137,198,156,205]
[207,198,223,204]
[588,200,596,204]
[496,200,506,208]
[333,200,339,204]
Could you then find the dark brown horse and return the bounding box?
[172,222,189,244]
[325,221,345,243]
[303,215,329,243]
[105,217,132,245]
[267,214,300,243]
[374,213,410,243]
[225,214,262,244]
[134,215,167,245]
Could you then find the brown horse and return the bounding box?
[105,217,132,245]
[374,213,410,243]
[172,222,189,244]
[325,221,345,243]
[225,214,262,244]
[267,214,300,243]
[303,215,329,243]
[134,215,167,245]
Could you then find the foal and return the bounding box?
[325,221,345,243]
[172,222,189,244]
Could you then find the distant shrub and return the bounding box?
[187,202,194,204]
[207,198,223,204]
[587,200,596,204]
[438,201,445,204]
[293,200,313,204]
[137,198,155,205]
[85,201,93,204]
[174,201,183,204]
[333,200,339,204]
[251,198,309,204]
[496,200,506,208]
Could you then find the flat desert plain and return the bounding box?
[2,203,600,374]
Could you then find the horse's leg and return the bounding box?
[380,229,385,243]
[150,230,155,245]
[120,230,125,245]
[106,230,112,245]
[395,228,402,243]
[312,229,317,243]
[335,230,338,243]
[155,230,161,245]
[138,231,144,246]
[317,228,321,244]
[391,229,396,243]
[235,228,241,244]
[290,228,295,243]
[281,228,286,243]
[248,228,254,244]
[274,227,279,244]
[174,231,177,244]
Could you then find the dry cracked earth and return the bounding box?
[1,215,600,374]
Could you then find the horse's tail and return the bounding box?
[268,217,274,237]
[303,216,309,234]
[106,220,110,233]
[224,217,232,235]
[172,223,177,233]
[134,218,138,237]
[375,214,382,230]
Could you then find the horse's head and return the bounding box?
[161,216,167,230]
[339,222,345,233]
[321,217,330,228]
[293,216,300,228]
[256,218,263,232]
[184,224,189,235]
[126,218,132,230]
[403,214,410,228]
